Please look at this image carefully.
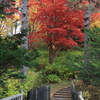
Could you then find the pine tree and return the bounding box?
[66,27,100,86]
[83,27,100,86]
[0,0,39,84]
[0,34,39,85]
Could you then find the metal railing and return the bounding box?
[0,90,23,100]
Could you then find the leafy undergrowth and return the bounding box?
[0,69,42,99]
[35,49,82,83]
[50,81,71,100]
[75,80,100,100]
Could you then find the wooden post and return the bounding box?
[71,80,75,90]
[71,80,76,100]
[78,91,84,100]
[19,90,23,100]
[20,90,23,93]
[78,91,82,96]
[46,85,50,100]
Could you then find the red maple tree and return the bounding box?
[28,0,85,63]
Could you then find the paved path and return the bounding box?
[53,87,71,100]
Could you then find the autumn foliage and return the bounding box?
[28,0,85,63]
[28,0,84,47]
[0,0,20,19]
[28,0,100,63]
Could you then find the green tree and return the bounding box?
[0,34,39,85]
[83,27,100,86]
[66,27,100,86]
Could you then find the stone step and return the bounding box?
[53,98,67,100]
[54,93,71,95]
[53,87,71,99]
[56,91,71,93]
[53,96,71,98]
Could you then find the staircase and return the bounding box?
[53,87,71,100]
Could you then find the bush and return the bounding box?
[36,50,79,83]
[75,80,99,100]
[46,74,61,83]
[0,70,43,99]
[83,91,91,100]
[42,62,75,81]
[35,50,49,71]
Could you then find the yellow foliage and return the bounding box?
[28,1,40,32]
[13,14,20,20]
[0,15,21,37]
[90,20,100,28]
[15,0,21,8]
[91,12,100,28]
[83,91,91,100]
[0,0,21,37]
[0,18,15,37]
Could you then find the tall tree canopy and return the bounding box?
[28,0,100,63]
[28,0,84,63]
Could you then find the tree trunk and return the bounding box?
[21,0,28,76]
[84,10,91,68]
[83,10,91,85]
[48,44,61,64]
[83,0,95,85]
[48,44,54,64]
